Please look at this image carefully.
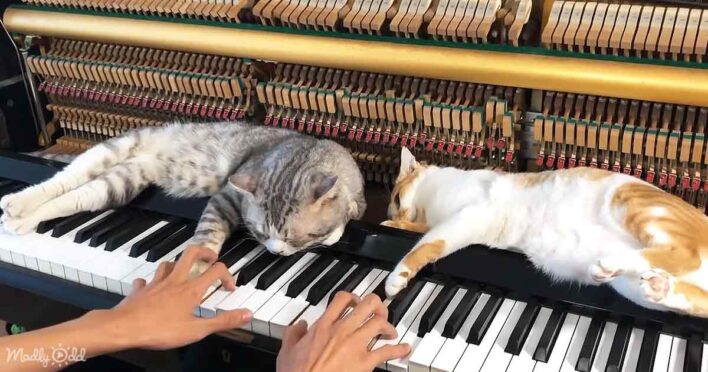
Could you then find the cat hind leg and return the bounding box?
[639,269,708,317]
[2,157,156,234]
[1,134,144,218]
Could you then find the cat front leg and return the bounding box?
[1,134,143,218]
[385,205,504,297]
[189,187,241,276]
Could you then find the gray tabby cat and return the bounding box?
[0,122,366,269]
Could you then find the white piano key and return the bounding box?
[507,306,553,372]
[83,220,166,281]
[560,315,592,372]
[652,334,673,372]
[293,264,357,331]
[215,252,281,313]
[701,344,708,371]
[387,284,444,372]
[239,253,320,331]
[198,246,266,317]
[103,222,170,293]
[620,328,644,372]
[250,257,339,336]
[591,321,617,372]
[119,239,191,295]
[667,337,686,372]
[481,301,528,372]
[409,288,468,372]
[431,293,491,372]
[454,298,516,372]
[534,313,580,372]
[269,260,340,339]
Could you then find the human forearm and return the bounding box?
[0,309,135,372]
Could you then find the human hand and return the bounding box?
[276,292,410,372]
[99,246,252,350]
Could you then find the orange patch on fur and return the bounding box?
[382,220,430,234]
[390,165,426,220]
[674,280,708,317]
[613,182,708,275]
[402,240,446,278]
[514,168,612,188]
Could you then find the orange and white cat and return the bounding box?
[383,148,708,318]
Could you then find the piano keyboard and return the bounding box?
[2,174,708,372]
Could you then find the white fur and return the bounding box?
[385,148,705,316]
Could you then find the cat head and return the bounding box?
[388,148,431,221]
[229,170,361,256]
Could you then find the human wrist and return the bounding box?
[78,308,140,353]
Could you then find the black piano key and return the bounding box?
[51,211,100,238]
[505,302,541,355]
[306,260,354,304]
[605,321,632,372]
[146,223,195,262]
[467,294,504,345]
[236,251,279,286]
[130,218,184,257]
[104,214,160,251]
[635,325,660,372]
[88,211,137,247]
[220,239,260,268]
[443,286,481,339]
[327,265,372,304]
[0,179,16,190]
[575,316,606,372]
[75,209,132,244]
[286,256,333,298]
[387,280,426,326]
[418,284,459,336]
[256,253,303,290]
[36,216,68,234]
[371,277,387,300]
[683,333,702,372]
[533,307,567,362]
[0,183,25,197]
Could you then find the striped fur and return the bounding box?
[1,122,365,268]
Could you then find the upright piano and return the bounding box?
[0,1,707,371]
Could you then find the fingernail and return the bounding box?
[242,310,253,322]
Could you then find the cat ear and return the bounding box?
[229,173,258,196]
[311,173,338,202]
[400,147,419,176]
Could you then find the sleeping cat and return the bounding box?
[0,122,366,271]
[382,148,708,318]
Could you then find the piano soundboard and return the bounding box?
[1,0,708,371]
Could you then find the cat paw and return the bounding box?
[189,260,211,278]
[1,215,39,235]
[385,267,411,298]
[0,187,44,218]
[589,258,624,283]
[641,269,672,303]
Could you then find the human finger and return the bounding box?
[152,261,176,283]
[367,343,411,367]
[339,294,387,333]
[173,246,218,279]
[194,262,235,291]
[204,309,253,333]
[353,315,397,343]
[316,291,360,327]
[282,320,308,349]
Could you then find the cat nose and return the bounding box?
[264,239,292,256]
